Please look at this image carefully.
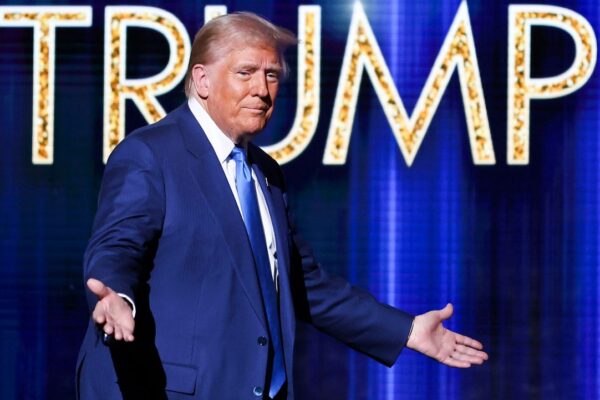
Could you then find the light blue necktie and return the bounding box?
[230,146,286,398]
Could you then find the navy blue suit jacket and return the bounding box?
[77,103,413,399]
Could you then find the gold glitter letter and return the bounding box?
[323,2,495,166]
[508,5,597,164]
[103,6,190,163]
[262,6,321,165]
[0,6,92,165]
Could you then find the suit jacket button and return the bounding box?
[257,336,268,346]
[253,386,264,397]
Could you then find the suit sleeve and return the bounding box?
[286,198,414,367]
[83,135,165,311]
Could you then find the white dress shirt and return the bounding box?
[187,98,279,286]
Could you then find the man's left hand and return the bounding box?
[406,303,488,368]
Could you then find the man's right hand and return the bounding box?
[87,278,135,342]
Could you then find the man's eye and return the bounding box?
[237,71,250,77]
[267,73,280,81]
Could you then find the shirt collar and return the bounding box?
[187,97,238,164]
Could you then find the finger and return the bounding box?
[124,333,135,342]
[450,351,485,365]
[92,305,106,325]
[454,333,484,350]
[103,322,114,335]
[455,344,488,360]
[87,278,112,300]
[120,321,134,339]
[438,303,453,321]
[93,314,106,325]
[113,326,123,341]
[442,356,470,368]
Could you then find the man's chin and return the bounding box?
[235,125,268,143]
[244,129,265,141]
[243,122,269,137]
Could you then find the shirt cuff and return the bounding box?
[117,293,136,318]
[405,317,415,348]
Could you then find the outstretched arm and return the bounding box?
[83,135,164,343]
[407,303,488,368]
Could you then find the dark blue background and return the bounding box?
[0,0,598,399]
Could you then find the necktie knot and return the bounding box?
[231,146,251,182]
[230,146,245,162]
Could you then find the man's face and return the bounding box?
[202,45,282,144]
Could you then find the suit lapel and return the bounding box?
[175,104,266,329]
[251,156,296,375]
[251,164,291,275]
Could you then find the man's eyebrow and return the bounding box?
[266,65,283,73]
[235,62,260,70]
[234,62,282,72]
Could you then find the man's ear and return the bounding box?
[191,64,210,99]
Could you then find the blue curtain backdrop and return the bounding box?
[0,0,598,398]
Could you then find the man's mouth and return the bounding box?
[244,107,269,113]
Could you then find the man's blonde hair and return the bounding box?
[184,12,297,97]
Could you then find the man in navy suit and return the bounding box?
[77,12,487,400]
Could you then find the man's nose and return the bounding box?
[250,73,269,98]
